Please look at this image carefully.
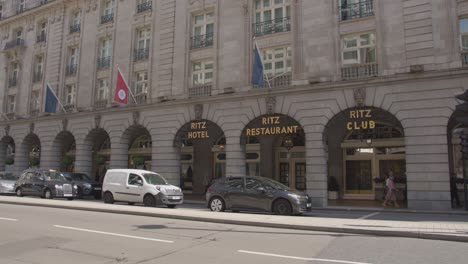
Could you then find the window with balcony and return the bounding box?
[65,84,76,106]
[257,46,291,88]
[96,78,109,108]
[101,0,114,24]
[30,91,40,115]
[190,60,213,97]
[134,28,150,62]
[253,0,291,37]
[341,32,377,79]
[136,0,152,13]
[17,0,25,14]
[133,71,148,104]
[67,47,79,76]
[191,12,214,49]
[7,95,16,113]
[98,38,112,69]
[70,10,81,34]
[36,21,47,43]
[339,0,374,21]
[33,55,44,83]
[461,18,468,67]
[9,63,19,88]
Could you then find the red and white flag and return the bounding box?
[114,68,129,104]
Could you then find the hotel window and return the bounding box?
[67,47,79,75]
[9,63,18,88]
[192,60,213,86]
[136,0,152,13]
[262,46,291,77]
[339,0,374,21]
[253,0,291,37]
[65,84,76,105]
[15,28,23,44]
[30,91,40,112]
[134,71,148,103]
[98,38,112,69]
[70,10,81,33]
[33,55,44,83]
[341,32,377,79]
[134,28,150,61]
[101,0,114,24]
[7,95,16,113]
[97,78,109,101]
[461,18,468,66]
[17,0,25,14]
[191,12,214,49]
[36,21,47,43]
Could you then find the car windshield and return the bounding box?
[257,177,290,191]
[70,173,92,181]
[43,171,64,181]
[0,173,17,180]
[142,173,168,185]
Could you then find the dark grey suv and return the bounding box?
[206,176,312,215]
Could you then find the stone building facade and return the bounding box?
[0,0,467,210]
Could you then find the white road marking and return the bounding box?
[358,212,380,220]
[238,250,373,264]
[0,217,18,221]
[54,225,174,243]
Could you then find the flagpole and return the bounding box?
[117,66,137,104]
[254,39,272,90]
[46,82,66,112]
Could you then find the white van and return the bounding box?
[102,169,183,208]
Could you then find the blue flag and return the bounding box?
[44,83,58,113]
[251,46,264,86]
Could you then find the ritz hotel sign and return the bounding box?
[347,109,376,130]
[246,116,300,136]
[187,121,209,139]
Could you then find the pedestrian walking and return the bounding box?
[382,172,399,208]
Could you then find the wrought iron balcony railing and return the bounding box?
[29,109,40,117]
[8,78,17,88]
[254,73,292,89]
[63,104,75,113]
[32,72,43,83]
[340,0,374,21]
[130,93,148,104]
[4,39,25,50]
[253,17,291,37]
[463,52,468,67]
[189,84,212,98]
[1,0,56,21]
[341,63,378,80]
[70,24,81,34]
[190,33,214,50]
[134,48,150,62]
[97,57,111,69]
[66,64,78,76]
[36,33,46,43]
[137,1,152,13]
[94,99,108,109]
[40,0,50,5]
[101,13,114,24]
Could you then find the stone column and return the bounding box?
[305,128,328,208]
[151,137,180,187]
[109,133,128,169]
[13,142,29,175]
[74,136,93,178]
[225,132,245,176]
[0,142,6,172]
[40,142,61,171]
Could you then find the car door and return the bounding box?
[30,173,45,196]
[22,172,37,194]
[16,172,30,193]
[224,177,245,209]
[125,173,144,203]
[243,178,272,211]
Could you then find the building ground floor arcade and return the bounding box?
[0,73,467,211]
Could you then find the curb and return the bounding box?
[1,200,467,243]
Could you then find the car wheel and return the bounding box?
[167,204,176,209]
[103,192,114,204]
[209,197,225,212]
[43,189,53,199]
[76,187,83,199]
[273,199,292,215]
[143,194,156,207]
[16,188,23,197]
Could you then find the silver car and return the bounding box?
[206,176,312,215]
[0,172,18,194]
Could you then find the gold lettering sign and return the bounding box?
[246,116,300,136]
[188,121,209,139]
[346,109,376,131]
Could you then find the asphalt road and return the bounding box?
[1,203,468,264]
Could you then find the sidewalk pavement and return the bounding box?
[1,196,468,243]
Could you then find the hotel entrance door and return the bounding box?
[276,147,306,191]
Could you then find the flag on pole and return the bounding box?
[251,44,265,86]
[44,83,58,113]
[114,68,129,104]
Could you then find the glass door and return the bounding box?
[345,160,373,194]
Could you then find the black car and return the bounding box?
[206,176,312,215]
[15,169,77,200]
[61,172,102,199]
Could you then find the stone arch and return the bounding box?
[323,106,406,206]
[174,119,225,194]
[15,133,41,173]
[50,131,76,172]
[121,125,152,170]
[80,128,111,182]
[447,111,466,208]
[0,136,15,172]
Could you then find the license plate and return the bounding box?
[63,193,72,197]
[306,203,312,208]
[170,196,181,200]
[94,188,101,191]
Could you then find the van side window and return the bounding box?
[128,174,143,186]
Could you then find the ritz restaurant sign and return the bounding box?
[246,116,300,136]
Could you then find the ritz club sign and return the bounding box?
[346,109,376,131]
[246,116,300,136]
[187,121,210,139]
